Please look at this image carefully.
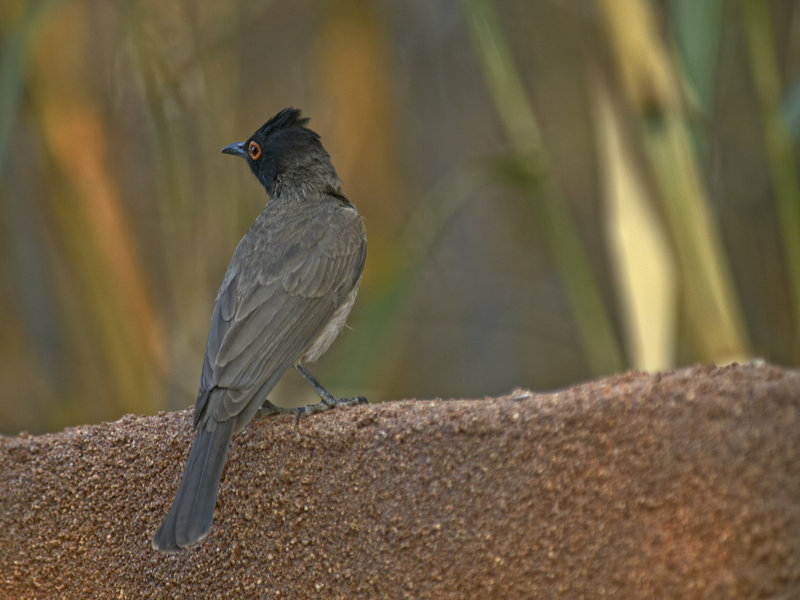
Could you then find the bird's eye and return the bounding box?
[248,141,261,160]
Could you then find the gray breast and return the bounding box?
[299,279,361,364]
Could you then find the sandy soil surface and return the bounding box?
[1,362,798,598]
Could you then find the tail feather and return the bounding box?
[152,419,235,552]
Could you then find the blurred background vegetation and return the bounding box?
[1,0,798,433]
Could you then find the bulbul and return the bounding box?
[152,108,367,553]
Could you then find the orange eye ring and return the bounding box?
[248,141,262,160]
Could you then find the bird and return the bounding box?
[151,108,367,553]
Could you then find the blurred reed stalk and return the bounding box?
[26,2,166,422]
[0,0,59,165]
[741,0,800,360]
[460,0,625,376]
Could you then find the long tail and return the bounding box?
[151,419,235,552]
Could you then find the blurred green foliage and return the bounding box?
[0,0,798,433]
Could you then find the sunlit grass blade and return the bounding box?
[597,81,677,370]
[600,0,750,363]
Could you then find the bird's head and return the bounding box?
[222,108,340,199]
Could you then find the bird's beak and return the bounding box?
[221,141,248,158]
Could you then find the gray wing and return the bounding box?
[193,204,365,430]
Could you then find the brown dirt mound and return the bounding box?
[1,363,799,598]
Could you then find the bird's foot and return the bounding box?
[292,363,367,425]
[293,394,368,425]
[255,399,298,418]
[257,393,367,424]
[258,364,367,424]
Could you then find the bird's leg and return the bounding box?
[293,363,367,423]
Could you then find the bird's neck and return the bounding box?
[270,165,342,202]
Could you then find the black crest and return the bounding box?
[255,108,313,140]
